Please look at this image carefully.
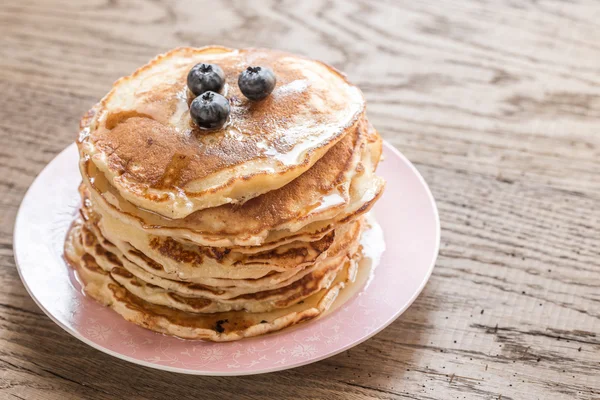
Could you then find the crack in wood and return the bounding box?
[472,324,600,346]
[0,303,43,317]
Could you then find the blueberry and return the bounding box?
[187,63,225,96]
[190,91,230,130]
[238,66,276,100]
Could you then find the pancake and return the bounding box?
[66,221,360,340]
[80,216,361,300]
[79,46,365,218]
[81,192,336,282]
[81,120,383,247]
[79,219,360,313]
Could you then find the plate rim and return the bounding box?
[13,141,440,376]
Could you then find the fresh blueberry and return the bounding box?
[190,91,230,130]
[238,66,276,100]
[187,63,225,96]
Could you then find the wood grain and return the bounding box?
[0,0,599,399]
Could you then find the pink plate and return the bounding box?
[14,142,439,375]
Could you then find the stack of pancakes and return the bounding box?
[65,47,385,341]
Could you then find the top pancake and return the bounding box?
[79,46,365,218]
[81,118,383,247]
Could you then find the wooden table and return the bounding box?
[1,1,598,399]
